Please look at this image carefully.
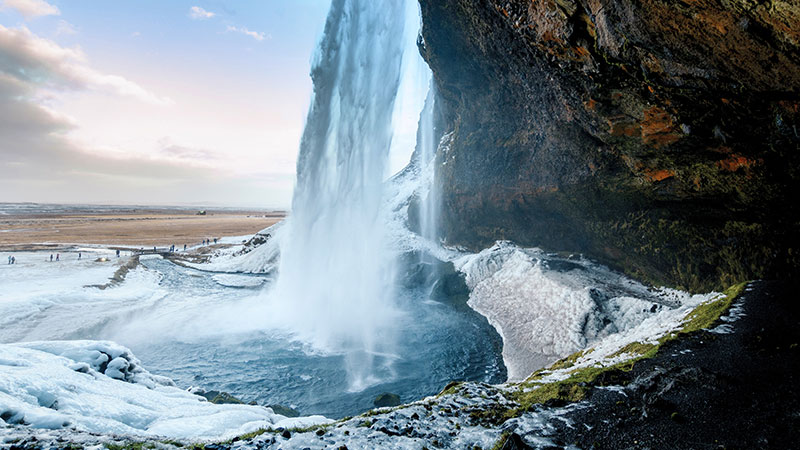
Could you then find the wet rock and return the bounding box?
[373,392,402,407]
[429,270,469,305]
[192,389,246,405]
[267,404,300,417]
[499,433,533,450]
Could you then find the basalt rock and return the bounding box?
[418,0,800,291]
[373,392,402,408]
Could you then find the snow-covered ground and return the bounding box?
[0,250,165,343]
[454,242,711,381]
[184,223,284,274]
[0,248,332,440]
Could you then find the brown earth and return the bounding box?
[0,209,284,251]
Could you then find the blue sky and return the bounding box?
[0,0,331,207]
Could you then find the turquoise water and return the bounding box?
[129,258,506,418]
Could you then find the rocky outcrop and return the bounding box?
[418,0,800,291]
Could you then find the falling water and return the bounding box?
[416,84,439,244]
[269,0,413,391]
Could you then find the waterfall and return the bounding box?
[416,84,439,245]
[268,0,415,392]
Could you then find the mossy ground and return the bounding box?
[470,282,747,425]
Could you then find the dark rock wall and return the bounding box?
[418,0,800,291]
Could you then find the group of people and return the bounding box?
[6,252,88,264]
[7,237,222,266]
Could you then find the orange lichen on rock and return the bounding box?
[641,106,681,148]
[643,168,675,182]
[778,100,800,115]
[716,154,759,172]
[711,146,734,155]
[574,46,591,57]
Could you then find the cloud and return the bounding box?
[189,6,215,20]
[157,138,220,165]
[0,11,293,207]
[0,24,173,105]
[0,0,59,19]
[226,25,269,42]
[0,67,277,206]
[56,20,77,36]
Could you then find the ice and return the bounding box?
[0,341,330,440]
[189,223,284,274]
[211,274,266,288]
[454,242,707,381]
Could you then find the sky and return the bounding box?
[0,0,333,208]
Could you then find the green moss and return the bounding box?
[104,443,156,450]
[501,281,749,418]
[362,401,412,418]
[468,404,517,426]
[678,281,746,334]
[489,432,512,450]
[227,428,269,442]
[548,349,588,370]
[438,381,463,396]
[208,392,245,405]
[609,341,659,359]
[221,422,336,445]
[512,381,588,407]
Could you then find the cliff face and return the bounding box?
[418,0,800,291]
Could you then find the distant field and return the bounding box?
[0,207,285,250]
